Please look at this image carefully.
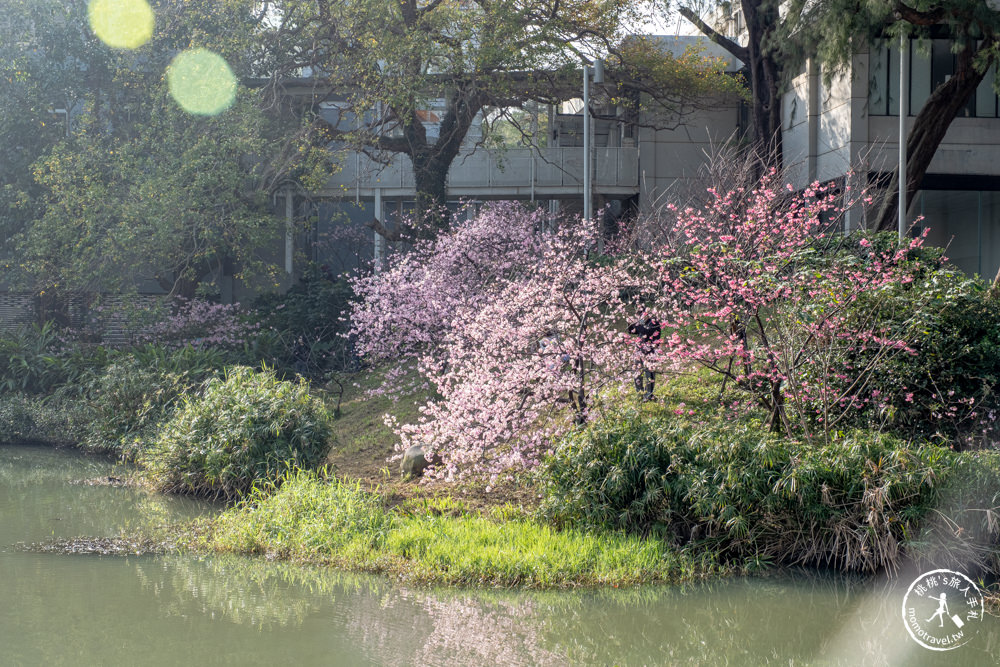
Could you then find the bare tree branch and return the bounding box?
[678,6,749,63]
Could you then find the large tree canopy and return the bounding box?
[24,93,287,297]
[5,0,741,296]
[0,0,109,248]
[258,0,739,230]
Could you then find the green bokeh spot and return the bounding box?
[88,0,154,50]
[167,49,237,116]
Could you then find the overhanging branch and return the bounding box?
[893,1,946,26]
[678,7,749,64]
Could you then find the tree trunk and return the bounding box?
[411,151,450,233]
[742,0,783,170]
[679,1,784,170]
[875,40,995,231]
[388,87,484,235]
[157,274,201,300]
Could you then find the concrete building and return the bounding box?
[309,32,1000,282]
[781,39,1000,279]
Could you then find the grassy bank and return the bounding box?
[187,469,728,588]
[6,353,999,590]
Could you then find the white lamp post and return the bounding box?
[899,32,908,241]
[583,59,604,223]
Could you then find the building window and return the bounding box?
[916,189,1000,279]
[869,40,998,118]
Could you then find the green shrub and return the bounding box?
[540,410,962,573]
[30,392,90,444]
[140,366,333,498]
[539,412,675,531]
[857,268,1000,446]
[793,240,1000,446]
[0,394,38,443]
[79,358,199,460]
[117,343,231,381]
[0,393,88,445]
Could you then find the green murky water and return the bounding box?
[1,444,997,666]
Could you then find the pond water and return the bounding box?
[1,443,997,666]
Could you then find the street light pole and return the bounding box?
[583,64,591,222]
[898,32,908,240]
[582,59,604,225]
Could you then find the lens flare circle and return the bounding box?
[167,49,237,116]
[88,0,154,50]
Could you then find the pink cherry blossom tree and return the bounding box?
[351,202,649,480]
[650,170,932,442]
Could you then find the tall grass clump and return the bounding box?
[0,393,88,445]
[0,394,38,443]
[540,410,980,574]
[140,366,333,498]
[908,449,1000,577]
[208,468,394,561]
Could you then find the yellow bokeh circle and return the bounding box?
[88,0,154,50]
[167,49,237,116]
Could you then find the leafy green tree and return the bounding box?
[259,0,738,232]
[24,92,289,297]
[0,0,112,254]
[8,0,331,297]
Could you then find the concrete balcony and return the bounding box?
[319,146,640,200]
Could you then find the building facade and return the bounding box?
[782,40,1000,279]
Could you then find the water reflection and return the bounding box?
[0,444,215,549]
[129,555,1000,666]
[2,444,998,666]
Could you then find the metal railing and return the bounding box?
[328,146,639,194]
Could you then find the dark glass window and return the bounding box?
[869,40,998,118]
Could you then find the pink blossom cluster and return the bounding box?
[351,203,646,480]
[140,297,254,350]
[651,170,931,440]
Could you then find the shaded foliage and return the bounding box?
[252,265,356,377]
